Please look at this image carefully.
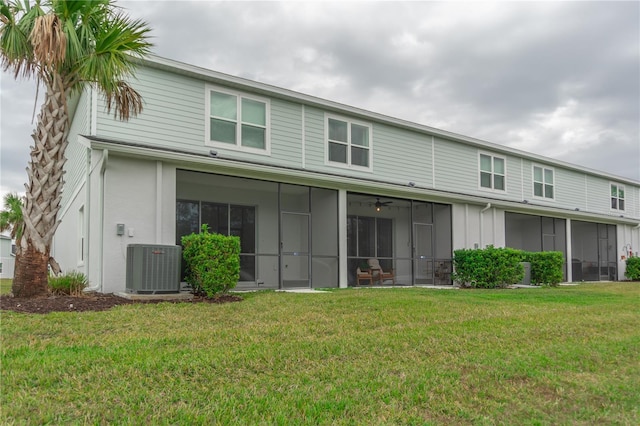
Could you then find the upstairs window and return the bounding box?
[533,166,554,199]
[611,183,625,211]
[479,153,505,191]
[326,116,372,170]
[206,86,269,153]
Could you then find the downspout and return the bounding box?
[84,147,97,291]
[479,203,491,248]
[98,149,109,293]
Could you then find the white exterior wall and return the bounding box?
[100,155,176,293]
[452,203,505,250]
[0,237,14,279]
[52,181,87,276]
[617,224,640,280]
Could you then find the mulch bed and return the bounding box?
[0,293,242,314]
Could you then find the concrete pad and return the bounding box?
[414,285,459,290]
[114,292,194,301]
[276,288,329,293]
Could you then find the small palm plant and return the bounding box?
[0,0,152,296]
[0,192,24,243]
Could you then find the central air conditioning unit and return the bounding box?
[126,244,182,294]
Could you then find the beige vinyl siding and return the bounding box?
[96,67,205,148]
[372,123,432,188]
[433,137,476,193]
[97,68,306,168]
[553,168,585,211]
[505,156,522,199]
[62,89,91,209]
[269,98,302,167]
[303,106,324,169]
[91,63,640,222]
[585,175,610,215]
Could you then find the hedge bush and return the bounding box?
[48,271,89,295]
[453,246,565,288]
[181,225,240,297]
[523,251,564,286]
[453,246,524,288]
[626,257,640,281]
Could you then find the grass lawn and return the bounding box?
[2,283,639,424]
[0,278,11,295]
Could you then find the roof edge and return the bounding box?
[135,54,639,186]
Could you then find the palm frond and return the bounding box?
[104,80,143,121]
[0,192,24,241]
[0,0,41,78]
[30,12,66,69]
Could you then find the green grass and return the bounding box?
[0,278,11,295]
[2,283,639,424]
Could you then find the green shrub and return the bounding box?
[625,257,640,281]
[523,251,564,286]
[453,246,524,288]
[48,271,89,296]
[181,224,240,297]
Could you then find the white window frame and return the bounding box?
[610,183,625,211]
[478,152,506,192]
[532,165,555,200]
[324,114,373,172]
[205,84,271,155]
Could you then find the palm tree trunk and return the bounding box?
[12,73,69,298]
[12,246,50,297]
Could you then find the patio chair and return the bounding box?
[356,267,374,286]
[367,258,395,285]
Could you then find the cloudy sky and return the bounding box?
[1,1,639,204]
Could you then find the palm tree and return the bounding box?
[0,0,152,297]
[0,192,24,242]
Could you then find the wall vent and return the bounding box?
[126,244,182,294]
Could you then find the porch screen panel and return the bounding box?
[176,200,200,244]
[376,218,393,271]
[231,205,256,282]
[433,203,452,259]
[201,202,228,234]
[358,217,376,258]
[281,184,310,213]
[176,200,200,280]
[311,188,339,287]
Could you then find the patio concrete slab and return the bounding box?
[114,292,194,301]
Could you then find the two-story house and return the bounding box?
[52,55,640,293]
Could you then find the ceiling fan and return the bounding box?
[374,198,392,212]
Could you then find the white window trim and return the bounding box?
[204,84,271,156]
[610,182,625,212]
[324,113,373,172]
[477,152,507,192]
[532,164,555,201]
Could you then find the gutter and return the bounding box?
[85,136,640,226]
